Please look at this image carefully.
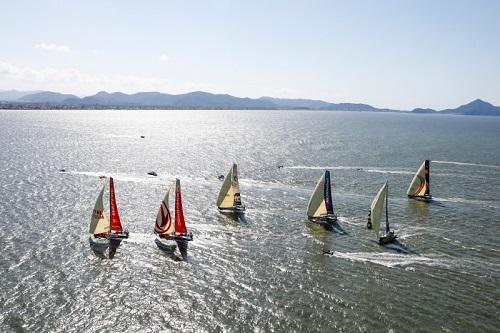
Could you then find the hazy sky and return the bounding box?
[1,0,499,109]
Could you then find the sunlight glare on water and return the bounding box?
[1,110,499,332]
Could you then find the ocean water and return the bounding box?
[0,110,499,332]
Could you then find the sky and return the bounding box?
[1,0,499,110]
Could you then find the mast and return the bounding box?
[385,182,390,235]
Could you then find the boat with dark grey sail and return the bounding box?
[88,177,129,258]
[217,163,245,213]
[307,170,342,231]
[407,160,432,202]
[368,181,397,245]
[154,179,193,259]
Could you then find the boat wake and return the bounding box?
[433,160,500,169]
[286,166,414,175]
[435,197,499,208]
[66,170,176,185]
[328,251,452,268]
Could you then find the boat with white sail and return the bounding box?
[307,170,341,229]
[217,163,245,213]
[154,179,193,259]
[88,177,129,257]
[367,181,397,245]
[407,160,432,201]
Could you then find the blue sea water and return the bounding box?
[0,110,499,332]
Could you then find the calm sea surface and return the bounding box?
[1,110,499,332]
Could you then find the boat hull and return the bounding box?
[155,234,193,260]
[378,232,397,245]
[218,205,246,214]
[89,236,109,253]
[408,195,432,202]
[89,236,123,259]
[309,215,346,233]
[109,231,129,239]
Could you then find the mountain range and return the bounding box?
[1,89,499,116]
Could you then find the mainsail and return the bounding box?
[154,182,174,235]
[109,177,123,232]
[174,179,188,235]
[370,182,388,238]
[217,163,242,209]
[307,170,334,218]
[89,183,109,235]
[407,160,430,197]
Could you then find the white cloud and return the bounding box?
[158,54,169,62]
[91,49,99,55]
[0,60,174,95]
[35,43,71,53]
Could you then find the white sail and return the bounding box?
[217,164,241,209]
[89,184,109,235]
[370,182,387,237]
[307,173,327,218]
[155,183,175,235]
[407,160,428,196]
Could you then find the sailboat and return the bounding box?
[307,170,339,227]
[88,177,129,257]
[407,160,432,201]
[217,163,245,213]
[368,181,396,245]
[154,179,193,258]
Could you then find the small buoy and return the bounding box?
[147,171,158,176]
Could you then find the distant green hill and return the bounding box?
[2,89,499,116]
[439,99,500,116]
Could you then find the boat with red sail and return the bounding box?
[154,178,193,259]
[89,177,129,258]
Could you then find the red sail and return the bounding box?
[109,177,123,232]
[174,179,187,235]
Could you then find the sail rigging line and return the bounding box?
[385,182,390,235]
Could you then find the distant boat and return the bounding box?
[368,181,396,245]
[147,171,158,176]
[407,160,432,201]
[154,179,193,259]
[307,170,339,227]
[217,163,245,213]
[88,177,129,258]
